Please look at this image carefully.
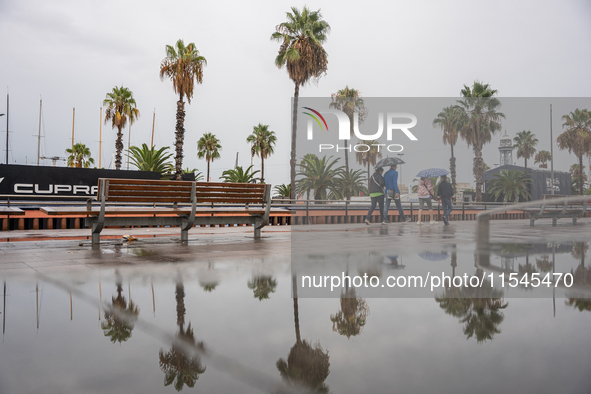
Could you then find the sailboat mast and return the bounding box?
[151,108,155,149]
[6,92,9,164]
[99,106,102,168]
[71,108,75,165]
[37,99,42,165]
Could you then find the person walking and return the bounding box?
[437,175,453,226]
[365,167,386,224]
[417,177,436,225]
[383,164,410,223]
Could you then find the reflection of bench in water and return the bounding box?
[522,194,588,226]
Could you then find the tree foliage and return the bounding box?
[220,165,260,183]
[127,144,173,177]
[66,142,94,168]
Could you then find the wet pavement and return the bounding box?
[1,220,591,393]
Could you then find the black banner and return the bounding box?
[0,164,159,199]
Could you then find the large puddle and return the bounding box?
[1,241,591,393]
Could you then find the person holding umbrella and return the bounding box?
[365,167,386,225]
[383,164,410,223]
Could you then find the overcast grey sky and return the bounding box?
[1,0,590,187]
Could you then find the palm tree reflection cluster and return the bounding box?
[436,257,508,343]
[566,242,591,312]
[277,276,330,393]
[330,288,369,339]
[159,280,206,392]
[101,272,140,344]
[248,276,278,301]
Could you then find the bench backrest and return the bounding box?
[98,178,268,204]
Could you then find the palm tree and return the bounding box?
[246,124,277,183]
[330,86,368,199]
[513,130,538,175]
[274,184,291,198]
[220,165,260,183]
[127,143,173,178]
[271,6,330,200]
[534,150,551,168]
[328,169,368,200]
[296,155,342,201]
[159,280,206,391]
[558,108,591,195]
[103,86,140,170]
[487,169,532,202]
[457,81,504,202]
[570,164,588,195]
[354,140,382,189]
[197,132,221,182]
[66,142,94,168]
[433,105,462,193]
[247,276,278,300]
[160,39,207,180]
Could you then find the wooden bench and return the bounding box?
[41,178,271,244]
[522,194,588,226]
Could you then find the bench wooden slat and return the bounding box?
[41,206,268,216]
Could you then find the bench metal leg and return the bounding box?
[552,217,557,226]
[530,217,535,226]
[91,223,102,244]
[180,229,188,242]
[92,230,100,244]
[573,216,577,225]
[254,221,262,239]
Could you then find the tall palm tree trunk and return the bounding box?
[174,96,186,180]
[292,275,301,344]
[450,144,456,194]
[207,159,210,182]
[344,139,350,200]
[474,145,484,202]
[290,83,300,201]
[115,126,124,170]
[261,156,265,183]
[367,160,371,190]
[579,155,585,195]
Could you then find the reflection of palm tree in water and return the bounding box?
[330,275,369,339]
[436,268,508,343]
[101,271,139,343]
[277,276,330,393]
[159,280,206,391]
[248,275,278,300]
[566,242,591,312]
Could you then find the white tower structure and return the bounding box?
[499,132,513,166]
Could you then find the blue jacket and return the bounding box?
[384,168,400,194]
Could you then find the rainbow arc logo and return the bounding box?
[302,107,328,131]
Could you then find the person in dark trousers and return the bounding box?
[437,175,453,226]
[383,164,410,223]
[365,167,386,224]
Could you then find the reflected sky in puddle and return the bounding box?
[1,242,591,393]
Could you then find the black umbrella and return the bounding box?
[375,156,405,167]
